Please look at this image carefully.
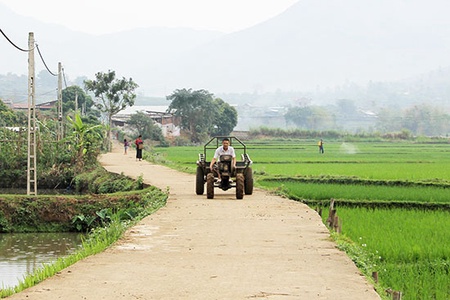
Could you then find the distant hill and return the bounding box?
[157,0,450,94]
[0,3,223,96]
[2,0,450,100]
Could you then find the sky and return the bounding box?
[0,0,299,34]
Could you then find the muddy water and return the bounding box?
[0,232,83,288]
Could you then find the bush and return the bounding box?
[73,166,143,194]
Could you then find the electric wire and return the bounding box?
[0,28,32,52]
[37,89,58,97]
[1,29,62,79]
[35,44,57,77]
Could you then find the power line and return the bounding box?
[37,88,58,97]
[35,44,57,76]
[1,29,62,79]
[0,28,32,52]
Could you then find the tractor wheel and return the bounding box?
[244,167,253,195]
[206,173,215,199]
[196,167,204,195]
[236,173,244,200]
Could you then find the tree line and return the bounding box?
[284,100,450,137]
[0,69,239,187]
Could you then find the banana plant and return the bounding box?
[66,112,103,171]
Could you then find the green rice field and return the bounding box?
[152,138,450,299]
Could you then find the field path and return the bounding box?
[9,142,380,299]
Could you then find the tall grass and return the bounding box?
[325,207,450,299]
[259,180,450,203]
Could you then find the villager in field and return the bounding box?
[318,139,324,154]
[124,139,129,155]
[135,135,143,161]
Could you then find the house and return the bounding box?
[112,106,180,138]
[11,100,58,111]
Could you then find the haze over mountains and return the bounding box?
[2,0,450,99]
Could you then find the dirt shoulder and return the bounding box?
[9,144,380,299]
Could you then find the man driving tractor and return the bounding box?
[209,138,236,182]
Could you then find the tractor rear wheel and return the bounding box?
[244,167,253,195]
[196,166,204,195]
[236,173,244,200]
[206,173,215,199]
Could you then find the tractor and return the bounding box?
[196,136,253,199]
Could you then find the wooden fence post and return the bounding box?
[372,271,378,283]
[333,215,341,233]
[326,198,335,227]
[393,291,402,300]
[386,289,402,300]
[315,207,322,217]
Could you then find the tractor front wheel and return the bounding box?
[206,173,215,199]
[236,173,244,200]
[244,167,253,195]
[196,167,205,195]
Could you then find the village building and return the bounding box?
[112,105,181,138]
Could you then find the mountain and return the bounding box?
[0,3,223,95]
[2,0,450,98]
[156,0,450,94]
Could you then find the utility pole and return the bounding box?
[27,32,37,196]
[75,91,78,113]
[57,62,63,141]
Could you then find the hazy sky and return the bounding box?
[0,0,299,34]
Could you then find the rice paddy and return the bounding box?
[153,138,450,299]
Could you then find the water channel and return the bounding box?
[0,232,84,289]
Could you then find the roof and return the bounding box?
[116,106,169,116]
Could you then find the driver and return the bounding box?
[209,138,236,181]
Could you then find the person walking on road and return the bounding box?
[135,135,143,161]
[124,139,129,155]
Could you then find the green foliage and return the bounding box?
[66,112,104,171]
[211,98,238,136]
[72,208,112,232]
[284,105,334,130]
[0,211,12,232]
[73,166,143,194]
[325,208,450,299]
[167,88,237,143]
[84,70,139,149]
[127,111,165,142]
[248,127,343,139]
[84,70,139,117]
[0,99,24,126]
[260,180,450,204]
[62,85,98,118]
[0,186,167,233]
[375,104,450,136]
[72,214,97,232]
[167,88,216,142]
[0,128,28,187]
[0,103,106,188]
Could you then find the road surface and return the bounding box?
[8,144,380,299]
